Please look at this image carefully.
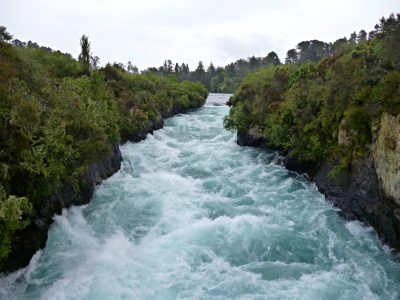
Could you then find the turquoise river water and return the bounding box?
[1,93,399,299]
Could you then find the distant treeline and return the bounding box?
[11,26,376,95]
[142,51,281,93]
[134,28,381,93]
[0,28,207,266]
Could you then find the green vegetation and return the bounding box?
[145,37,355,93]
[108,38,349,94]
[143,51,282,93]
[0,27,207,266]
[225,13,400,168]
[102,63,207,140]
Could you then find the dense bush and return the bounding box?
[103,68,207,139]
[0,29,207,265]
[225,13,400,165]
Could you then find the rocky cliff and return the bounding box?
[373,113,400,206]
[237,113,400,251]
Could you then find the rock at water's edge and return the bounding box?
[373,113,400,205]
[237,122,400,251]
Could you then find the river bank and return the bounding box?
[236,127,400,252]
[1,98,207,273]
[1,94,399,300]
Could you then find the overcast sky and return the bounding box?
[1,0,399,70]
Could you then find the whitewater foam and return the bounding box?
[1,93,399,300]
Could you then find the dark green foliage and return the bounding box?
[144,51,282,93]
[285,49,298,64]
[225,13,400,166]
[78,35,91,75]
[16,47,81,78]
[0,29,208,265]
[0,26,12,42]
[297,40,331,63]
[263,51,281,66]
[286,39,334,64]
[381,71,400,114]
[101,65,207,139]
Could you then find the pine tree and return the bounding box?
[78,35,91,75]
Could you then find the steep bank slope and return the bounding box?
[235,113,400,250]
[0,33,208,272]
[1,94,399,300]
[2,96,207,273]
[225,13,400,250]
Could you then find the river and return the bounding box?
[1,93,399,299]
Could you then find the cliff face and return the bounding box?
[310,154,399,250]
[120,103,194,143]
[237,114,400,251]
[237,127,266,147]
[121,117,164,143]
[373,113,400,205]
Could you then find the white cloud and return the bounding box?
[1,0,399,70]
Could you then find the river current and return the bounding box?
[1,93,399,299]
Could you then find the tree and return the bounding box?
[0,26,12,43]
[368,31,376,40]
[349,31,357,43]
[78,35,91,75]
[249,56,259,70]
[193,61,205,81]
[27,41,39,48]
[127,61,138,73]
[12,39,26,48]
[174,63,181,76]
[285,49,298,64]
[295,40,330,63]
[144,67,159,74]
[90,56,100,69]
[180,63,190,80]
[226,63,236,76]
[332,37,348,51]
[263,51,281,65]
[358,30,367,42]
[207,62,216,74]
[374,13,400,70]
[160,59,173,75]
[195,61,205,72]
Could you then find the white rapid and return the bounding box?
[1,93,399,300]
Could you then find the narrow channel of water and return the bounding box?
[1,93,399,300]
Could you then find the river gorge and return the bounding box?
[1,94,399,300]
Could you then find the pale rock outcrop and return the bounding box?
[373,113,400,205]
